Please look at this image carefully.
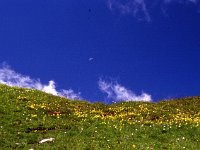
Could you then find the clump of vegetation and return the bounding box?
[0,84,199,149]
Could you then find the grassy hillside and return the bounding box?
[0,84,200,150]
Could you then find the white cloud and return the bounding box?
[107,0,151,22]
[43,80,58,95]
[107,0,199,21]
[98,78,152,102]
[60,89,82,100]
[0,64,82,100]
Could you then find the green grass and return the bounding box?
[0,84,200,150]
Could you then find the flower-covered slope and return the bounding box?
[0,84,200,149]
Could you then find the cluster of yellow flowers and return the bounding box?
[27,102,48,110]
[72,104,200,126]
[24,97,200,127]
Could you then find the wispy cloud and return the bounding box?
[98,78,152,102]
[0,63,82,100]
[164,0,198,4]
[107,0,199,21]
[107,0,151,22]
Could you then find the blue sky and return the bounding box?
[0,0,200,103]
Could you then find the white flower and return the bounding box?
[39,138,55,144]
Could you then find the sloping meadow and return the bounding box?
[0,84,200,149]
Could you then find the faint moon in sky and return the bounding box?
[89,58,94,61]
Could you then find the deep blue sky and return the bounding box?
[0,0,200,102]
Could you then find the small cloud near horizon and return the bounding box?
[98,78,152,102]
[0,63,82,100]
